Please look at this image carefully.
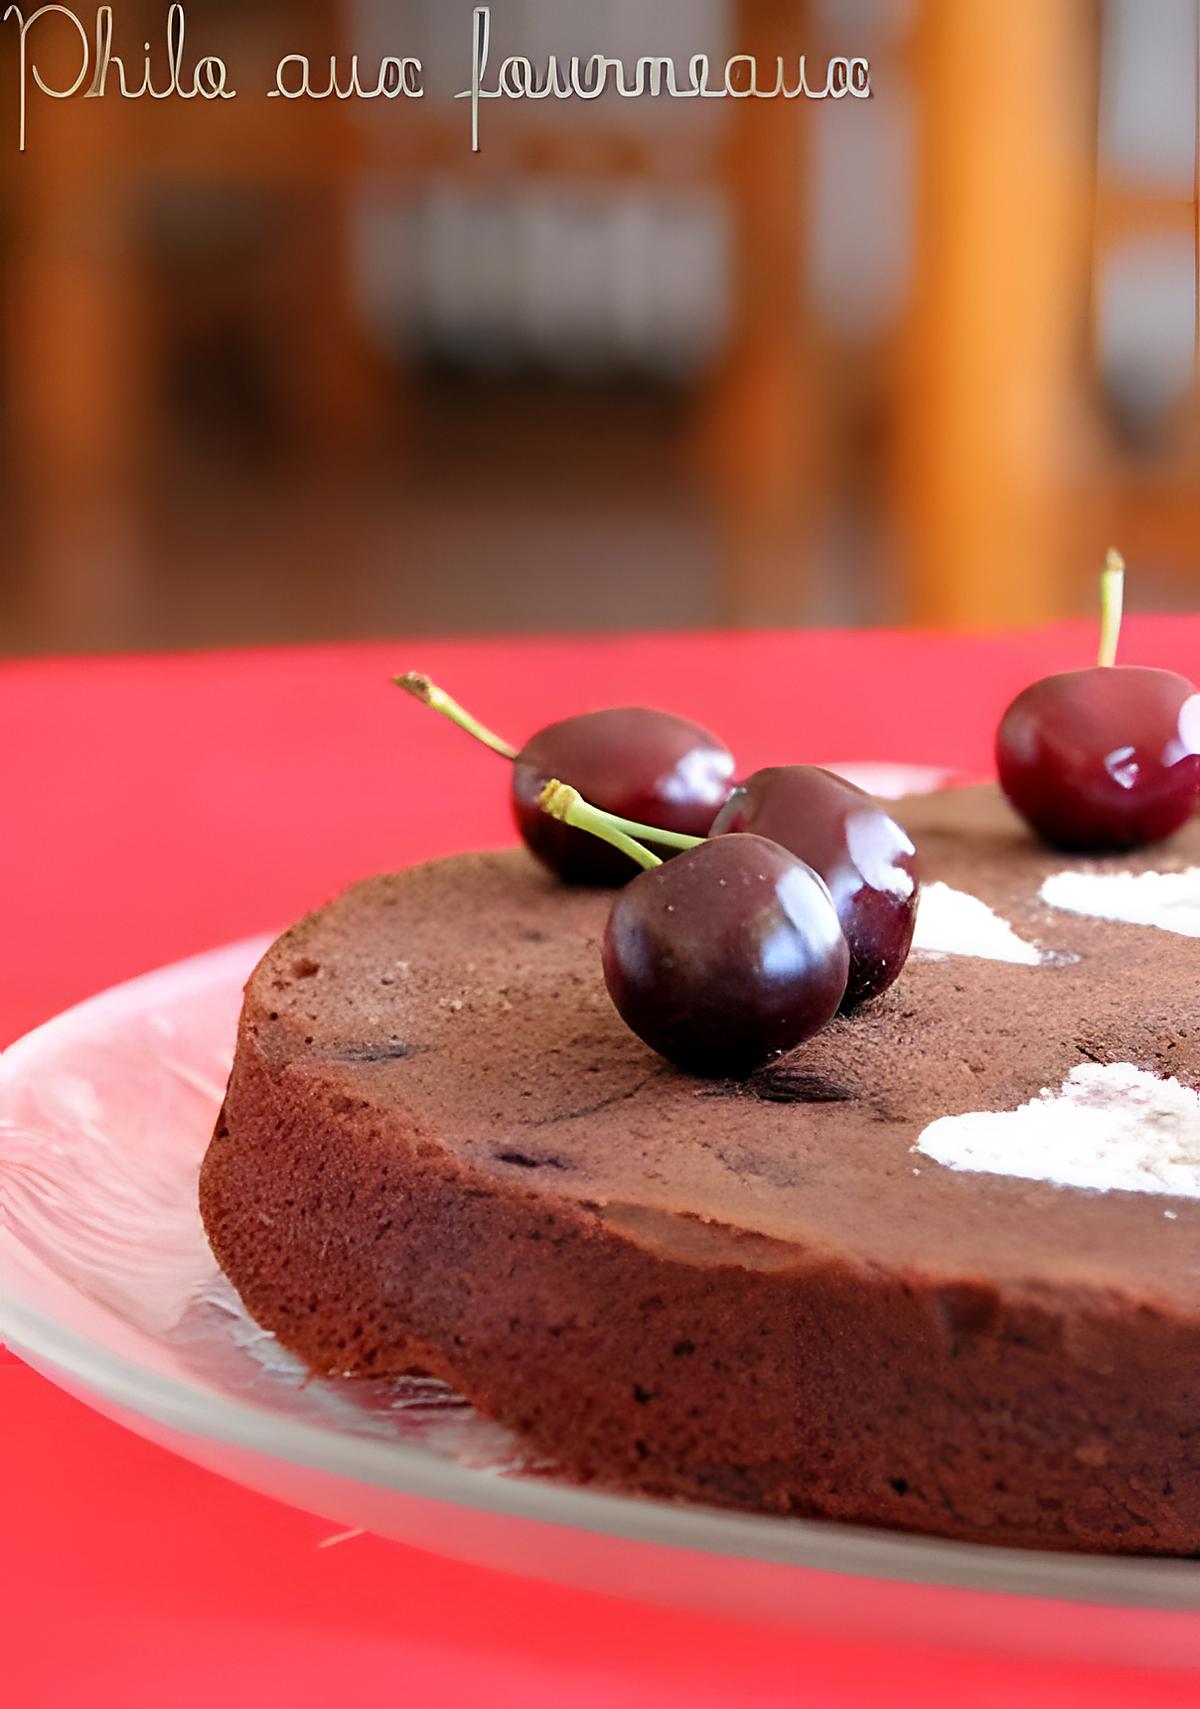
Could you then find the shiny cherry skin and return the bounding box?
[602,834,849,1077]
[513,707,735,886]
[710,766,918,1008]
[996,667,1200,852]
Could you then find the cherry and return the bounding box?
[513,707,734,885]
[996,554,1200,852]
[604,836,848,1076]
[396,675,734,886]
[539,782,849,1076]
[710,766,918,1008]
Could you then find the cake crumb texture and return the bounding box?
[200,789,1200,1553]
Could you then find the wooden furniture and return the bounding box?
[2,0,1197,647]
[895,0,1200,628]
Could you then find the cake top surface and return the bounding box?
[245,786,1200,1307]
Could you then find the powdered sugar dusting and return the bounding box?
[1041,867,1200,938]
[916,1064,1200,1198]
[912,882,1043,965]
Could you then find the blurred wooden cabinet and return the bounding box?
[897,0,1199,626]
[2,0,1197,647]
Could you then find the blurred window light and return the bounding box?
[351,0,430,57]
[811,0,915,52]
[1099,0,1198,188]
[1095,232,1196,435]
[347,0,915,378]
[352,184,728,377]
[811,87,914,338]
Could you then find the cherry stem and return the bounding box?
[394,672,517,761]
[1097,549,1126,670]
[538,780,664,872]
[589,808,704,852]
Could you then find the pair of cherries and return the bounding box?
[397,675,917,1076]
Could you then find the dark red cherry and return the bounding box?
[396,676,735,886]
[601,834,849,1077]
[996,668,1200,852]
[710,766,918,1008]
[513,708,734,886]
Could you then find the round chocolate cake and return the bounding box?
[200,786,1200,1554]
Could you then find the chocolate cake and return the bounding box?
[199,786,1200,1554]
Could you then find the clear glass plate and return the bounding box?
[4,767,1200,1666]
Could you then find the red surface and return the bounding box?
[6,624,1200,1705]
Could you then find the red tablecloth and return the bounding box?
[6,625,1200,1707]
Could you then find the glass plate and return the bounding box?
[4,767,1200,1666]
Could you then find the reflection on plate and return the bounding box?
[4,769,1200,1664]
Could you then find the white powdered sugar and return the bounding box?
[915,1063,1200,1198]
[912,881,1043,964]
[1041,867,1200,938]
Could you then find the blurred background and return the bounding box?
[0,0,1197,656]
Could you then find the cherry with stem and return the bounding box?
[396,672,734,884]
[996,551,1200,852]
[538,780,850,1077]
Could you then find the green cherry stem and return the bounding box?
[585,808,704,852]
[394,672,517,761]
[538,780,666,872]
[398,672,709,852]
[1097,549,1126,670]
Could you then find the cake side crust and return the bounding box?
[200,794,1200,1552]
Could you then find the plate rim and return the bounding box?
[7,1284,1200,1614]
[4,884,1200,1614]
